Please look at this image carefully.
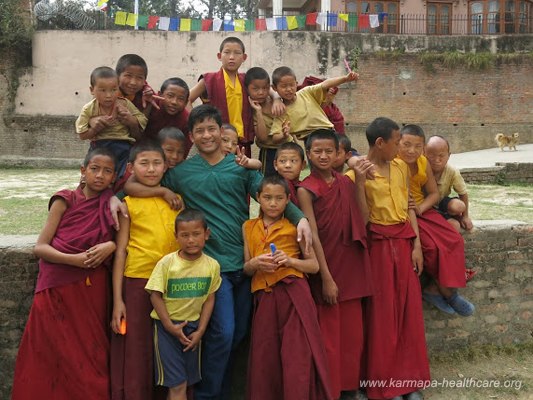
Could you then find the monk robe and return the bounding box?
[360,159,430,399]
[407,155,467,288]
[144,102,192,157]
[201,69,254,156]
[244,217,332,400]
[286,178,300,207]
[299,170,373,398]
[12,187,116,400]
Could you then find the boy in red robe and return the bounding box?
[243,174,332,400]
[12,148,117,400]
[297,129,373,400]
[273,141,307,206]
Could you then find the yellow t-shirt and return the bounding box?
[436,164,467,201]
[145,252,221,321]
[75,98,148,142]
[403,155,428,206]
[347,159,410,225]
[270,84,333,140]
[124,196,181,279]
[223,69,244,138]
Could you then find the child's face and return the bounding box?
[332,146,349,171]
[274,149,304,181]
[161,138,185,169]
[247,79,270,104]
[81,155,116,195]
[425,138,450,174]
[217,43,247,73]
[176,220,210,259]
[162,84,188,115]
[273,75,298,103]
[257,183,289,221]
[130,150,167,187]
[307,139,338,172]
[221,129,239,155]
[90,77,120,109]
[379,129,401,161]
[398,134,425,165]
[190,118,222,156]
[118,65,146,97]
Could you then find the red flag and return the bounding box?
[358,14,370,29]
[201,19,213,31]
[306,12,317,25]
[147,15,159,29]
[255,18,267,31]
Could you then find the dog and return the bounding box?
[495,132,519,151]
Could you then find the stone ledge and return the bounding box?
[0,155,82,169]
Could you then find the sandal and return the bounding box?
[422,292,455,314]
[447,293,475,316]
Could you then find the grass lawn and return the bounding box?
[0,168,532,235]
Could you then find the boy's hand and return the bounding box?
[322,276,339,305]
[352,157,373,184]
[111,301,126,334]
[162,189,183,210]
[110,196,128,230]
[408,195,422,215]
[460,215,473,231]
[296,218,313,255]
[84,241,116,268]
[347,156,375,180]
[271,98,286,116]
[166,321,192,347]
[141,83,165,110]
[411,243,424,276]
[115,104,134,125]
[281,119,291,138]
[184,330,203,352]
[250,254,278,273]
[344,71,359,82]
[248,96,262,112]
[272,249,290,266]
[90,116,114,132]
[235,146,250,167]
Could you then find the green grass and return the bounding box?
[0,169,532,235]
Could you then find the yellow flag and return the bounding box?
[234,19,245,31]
[126,13,137,26]
[114,11,127,25]
[339,13,349,22]
[181,18,191,31]
[287,15,298,30]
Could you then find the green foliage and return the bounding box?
[0,0,32,51]
[346,47,362,71]
[418,50,533,72]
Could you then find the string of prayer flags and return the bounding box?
[235,19,245,31]
[316,12,326,25]
[169,17,179,31]
[158,16,170,30]
[255,18,267,31]
[125,12,137,26]
[358,14,370,29]
[296,15,306,27]
[306,12,317,25]
[286,16,298,30]
[378,12,388,22]
[266,17,277,31]
[245,19,256,31]
[213,18,223,31]
[276,17,288,30]
[114,11,127,25]
[191,18,201,31]
[147,15,159,29]
[369,14,379,28]
[137,15,148,28]
[181,18,191,31]
[223,18,234,31]
[201,19,212,31]
[339,13,349,22]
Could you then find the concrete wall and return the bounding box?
[1,31,532,159]
[460,162,533,185]
[1,221,532,398]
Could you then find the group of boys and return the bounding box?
[71,35,475,400]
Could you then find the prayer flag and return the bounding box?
[147,15,159,29]
[276,16,287,30]
[137,15,148,28]
[245,19,256,31]
[339,13,349,22]
[316,12,326,25]
[255,18,267,31]
[159,16,170,30]
[169,17,179,31]
[223,19,234,31]
[191,18,201,31]
[180,18,191,31]
[266,17,277,30]
[296,14,306,27]
[126,13,137,27]
[114,11,127,25]
[369,14,379,28]
[306,12,317,25]
[378,12,388,22]
[287,16,298,30]
[359,14,369,29]
[348,14,357,30]
[213,18,223,31]
[234,19,245,31]
[327,12,338,27]
[201,19,213,31]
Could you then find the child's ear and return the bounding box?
[204,227,211,240]
[126,162,134,175]
[242,53,248,61]
[89,86,94,95]
[217,52,222,61]
[302,159,307,169]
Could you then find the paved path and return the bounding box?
[450,143,533,169]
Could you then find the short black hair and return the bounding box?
[245,67,270,87]
[366,117,400,146]
[221,123,237,133]
[128,140,165,163]
[257,173,290,196]
[427,135,451,152]
[160,77,189,101]
[158,127,186,144]
[400,124,426,142]
[175,208,208,232]
[83,147,117,168]
[275,142,305,162]
[188,104,222,132]
[272,66,296,86]
[219,36,245,53]
[337,133,352,153]
[90,66,117,87]
[305,129,339,151]
[115,54,148,78]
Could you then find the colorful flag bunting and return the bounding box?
[255,18,266,31]
[266,17,276,31]
[276,16,287,30]
[287,16,298,30]
[234,19,245,31]
[369,14,379,28]
[348,14,357,29]
[169,17,179,31]
[296,14,306,27]
[191,18,201,31]
[158,16,170,30]
[245,19,255,31]
[201,19,212,31]
[359,14,369,29]
[126,13,137,26]
[378,12,388,22]
[316,12,326,25]
[138,15,148,28]
[213,18,223,31]
[181,18,191,31]
[147,15,159,29]
[339,13,348,22]
[327,12,338,27]
[114,11,127,25]
[223,19,234,31]
[306,12,317,25]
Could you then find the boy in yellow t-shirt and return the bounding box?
[110,141,182,400]
[146,209,221,400]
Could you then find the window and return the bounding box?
[428,2,452,34]
[469,0,532,33]
[357,0,399,32]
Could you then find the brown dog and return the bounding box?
[495,132,519,151]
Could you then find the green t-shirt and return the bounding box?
[161,154,304,272]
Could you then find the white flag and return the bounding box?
[370,14,380,28]
[158,16,170,30]
[213,18,223,31]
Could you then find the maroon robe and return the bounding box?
[299,170,373,397]
[144,101,192,157]
[12,187,116,400]
[201,69,254,155]
[418,209,467,288]
[364,222,431,399]
[286,178,300,207]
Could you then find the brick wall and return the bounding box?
[1,221,532,399]
[460,163,533,185]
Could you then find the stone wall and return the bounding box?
[0,31,532,160]
[460,162,533,185]
[1,221,532,399]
